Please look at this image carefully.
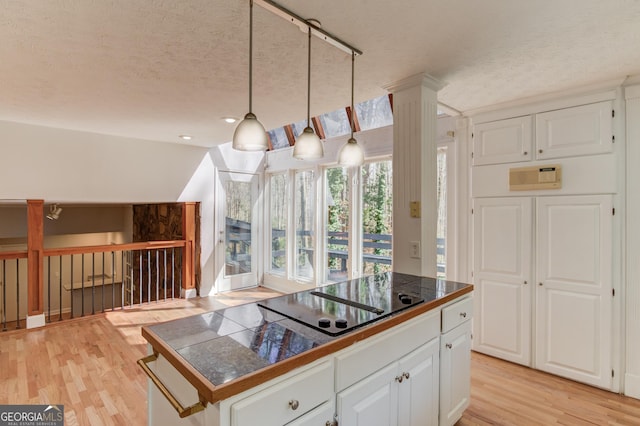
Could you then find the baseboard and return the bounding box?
[181,288,197,299]
[26,313,46,329]
[625,373,640,400]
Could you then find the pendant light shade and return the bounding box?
[233,0,268,152]
[337,136,364,167]
[293,27,324,160]
[338,51,364,167]
[233,112,268,151]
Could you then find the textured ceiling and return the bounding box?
[1,0,639,147]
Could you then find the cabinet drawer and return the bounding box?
[231,360,332,426]
[442,297,473,333]
[335,310,439,391]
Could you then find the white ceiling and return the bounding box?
[1,0,640,148]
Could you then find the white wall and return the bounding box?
[0,120,209,203]
[0,120,217,295]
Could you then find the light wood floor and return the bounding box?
[1,290,639,426]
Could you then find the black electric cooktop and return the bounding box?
[258,273,426,336]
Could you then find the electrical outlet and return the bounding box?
[410,241,421,258]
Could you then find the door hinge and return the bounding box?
[471,151,474,159]
[612,110,615,118]
[471,271,474,278]
[612,369,615,378]
[612,135,615,143]
[472,132,474,139]
[612,207,615,215]
[471,208,474,214]
[613,288,615,297]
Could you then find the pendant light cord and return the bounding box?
[350,50,355,139]
[249,0,254,113]
[307,27,311,127]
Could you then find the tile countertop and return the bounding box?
[141,272,473,404]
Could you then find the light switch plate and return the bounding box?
[410,241,421,258]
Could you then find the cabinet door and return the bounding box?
[337,362,398,426]
[397,338,440,426]
[535,195,613,389]
[472,116,532,165]
[439,321,472,426]
[285,400,334,426]
[473,197,532,366]
[231,360,333,426]
[535,101,613,159]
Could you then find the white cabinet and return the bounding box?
[472,195,614,389]
[231,360,333,426]
[439,300,472,426]
[398,340,440,426]
[473,116,532,165]
[535,195,613,389]
[472,197,532,366]
[284,401,334,426]
[472,101,613,165]
[337,338,440,426]
[536,101,613,159]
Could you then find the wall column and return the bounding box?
[625,84,640,399]
[26,199,45,328]
[181,202,197,298]
[385,74,444,276]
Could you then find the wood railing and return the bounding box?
[0,241,188,331]
[0,251,29,330]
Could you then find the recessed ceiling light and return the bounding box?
[179,135,192,140]
[223,117,238,124]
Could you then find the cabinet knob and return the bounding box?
[538,149,543,154]
[539,282,543,286]
[403,372,410,380]
[523,151,528,155]
[524,280,528,285]
[395,375,404,383]
[289,400,299,410]
[445,343,452,349]
[459,312,467,318]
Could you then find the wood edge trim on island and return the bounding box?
[140,285,473,404]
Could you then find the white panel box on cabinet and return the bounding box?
[535,101,613,160]
[473,116,532,166]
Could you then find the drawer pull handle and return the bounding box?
[395,375,404,383]
[459,312,467,318]
[446,343,453,349]
[289,399,300,410]
[403,372,410,380]
[137,353,207,418]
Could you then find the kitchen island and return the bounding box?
[140,272,473,426]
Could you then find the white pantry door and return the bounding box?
[216,171,259,292]
[472,197,533,366]
[535,195,613,389]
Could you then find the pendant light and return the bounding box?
[233,0,268,151]
[293,26,324,160]
[338,51,364,167]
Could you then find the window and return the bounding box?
[325,167,350,282]
[318,109,350,138]
[355,95,393,131]
[437,146,448,278]
[268,127,290,150]
[361,160,393,275]
[294,170,315,281]
[269,173,288,275]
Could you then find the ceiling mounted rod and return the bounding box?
[254,0,363,57]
